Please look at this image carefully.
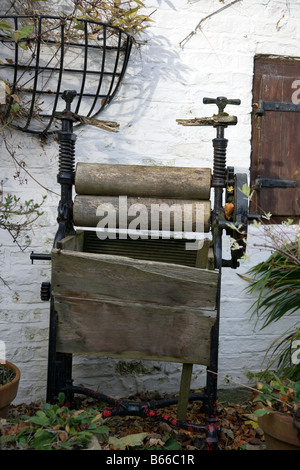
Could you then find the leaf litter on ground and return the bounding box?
[0,391,266,450]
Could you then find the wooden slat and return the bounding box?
[51,249,218,365]
[55,297,216,364]
[73,195,211,232]
[177,363,193,420]
[52,249,218,308]
[75,163,211,200]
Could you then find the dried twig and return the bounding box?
[74,115,120,133]
[179,0,243,47]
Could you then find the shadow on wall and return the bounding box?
[112,27,193,121]
[75,30,194,163]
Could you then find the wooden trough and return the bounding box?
[53,235,218,365]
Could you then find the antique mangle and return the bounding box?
[30,93,249,449]
[0,12,250,450]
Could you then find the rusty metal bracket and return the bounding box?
[254,100,300,116]
[254,177,299,190]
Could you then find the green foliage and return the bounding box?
[0,393,109,450]
[245,242,300,328]
[0,192,47,249]
[0,20,13,31]
[2,0,152,39]
[253,374,300,417]
[10,24,34,49]
[241,214,300,380]
[244,241,300,380]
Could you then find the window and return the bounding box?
[250,55,300,222]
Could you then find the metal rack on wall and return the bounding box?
[0,14,132,135]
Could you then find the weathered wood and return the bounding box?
[176,239,215,418]
[177,115,237,127]
[52,249,218,309]
[56,231,84,252]
[73,195,211,232]
[51,249,218,365]
[177,363,193,420]
[251,57,300,221]
[75,163,211,200]
[195,238,211,269]
[55,297,216,364]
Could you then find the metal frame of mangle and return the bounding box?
[30,93,250,450]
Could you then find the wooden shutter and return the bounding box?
[251,56,300,221]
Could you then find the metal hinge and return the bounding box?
[254,177,299,190]
[254,100,300,115]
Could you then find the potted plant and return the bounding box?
[0,360,21,418]
[252,375,300,450]
[241,216,300,449]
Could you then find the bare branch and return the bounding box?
[179,0,243,47]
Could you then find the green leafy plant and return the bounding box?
[0,192,47,250]
[0,393,109,450]
[2,0,153,42]
[252,374,300,418]
[245,241,300,327]
[235,184,300,381]
[243,235,300,380]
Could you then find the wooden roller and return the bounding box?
[75,163,211,200]
[73,195,211,232]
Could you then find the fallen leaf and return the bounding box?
[222,427,235,440]
[242,413,258,422]
[91,413,102,423]
[244,420,259,429]
[148,437,165,447]
[108,432,148,450]
[224,202,234,220]
[59,431,68,442]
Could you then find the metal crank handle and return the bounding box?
[203,97,241,114]
[203,97,241,105]
[30,252,51,264]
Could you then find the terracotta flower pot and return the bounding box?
[258,408,300,450]
[0,361,21,419]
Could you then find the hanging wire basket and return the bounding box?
[0,15,133,135]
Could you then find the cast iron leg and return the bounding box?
[47,91,77,404]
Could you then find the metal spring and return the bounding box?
[213,139,227,181]
[58,140,75,174]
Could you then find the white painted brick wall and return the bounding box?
[1,0,300,403]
